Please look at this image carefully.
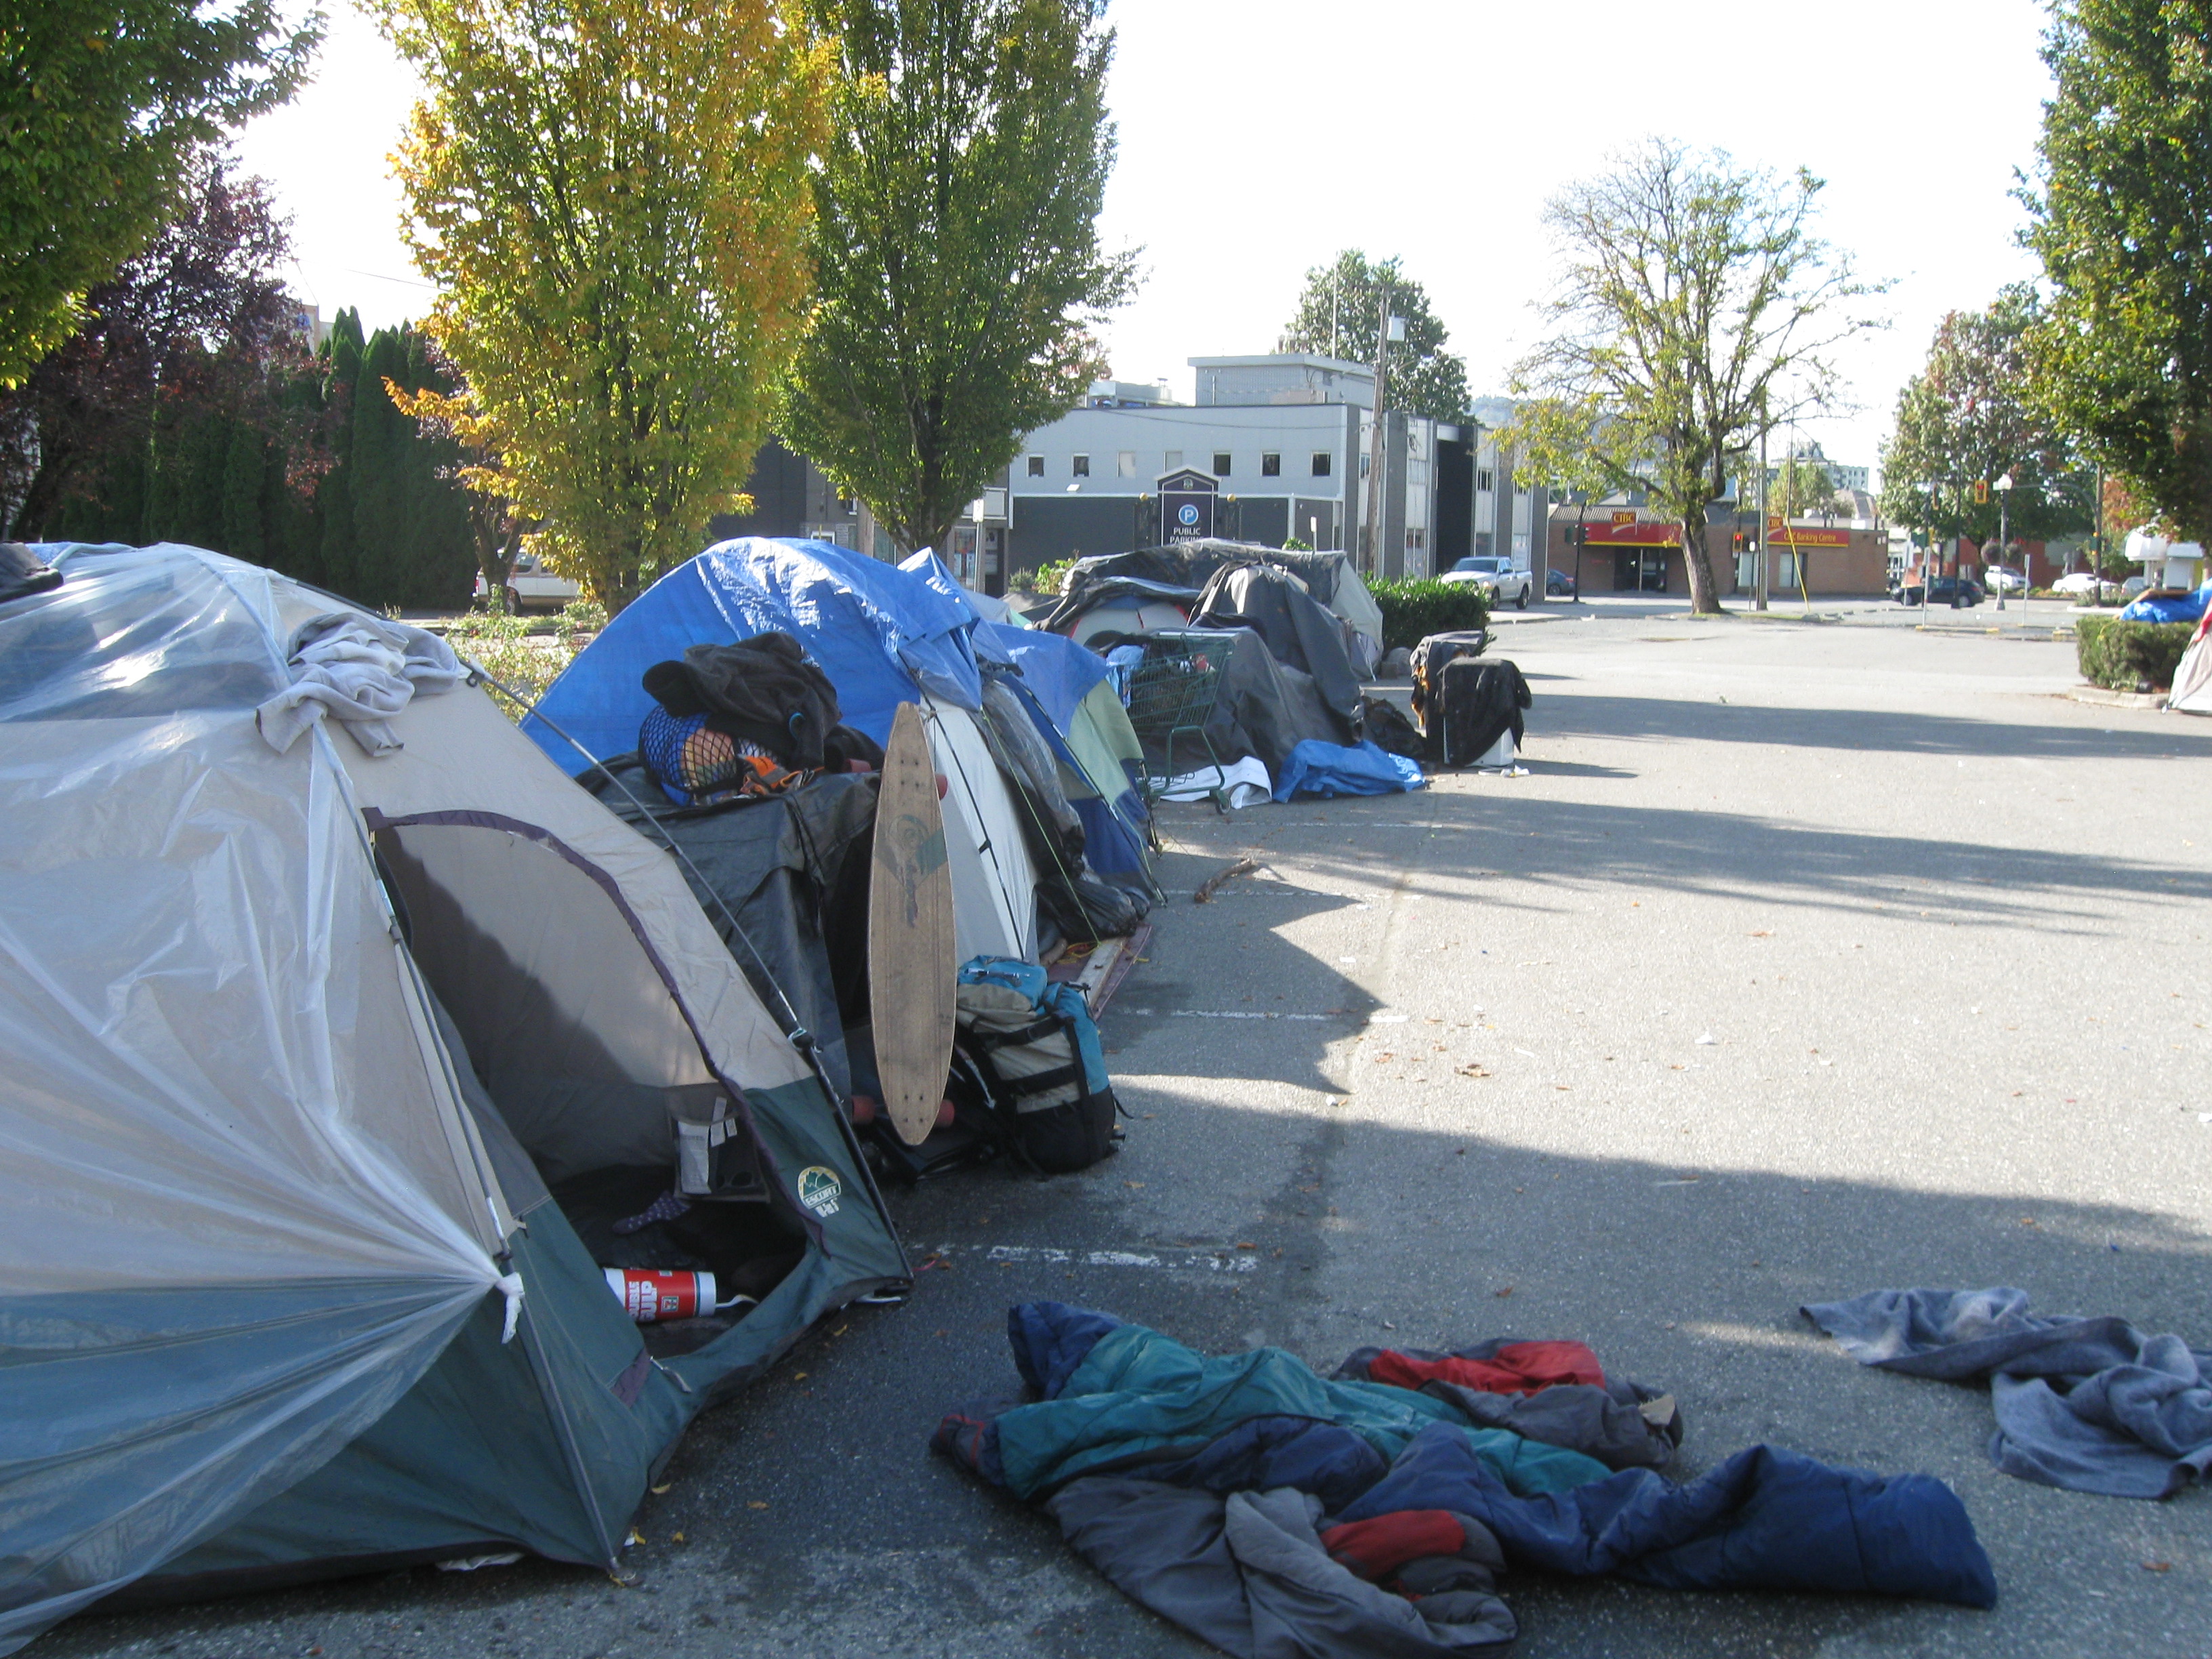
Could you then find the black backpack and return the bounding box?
[953,960,1121,1174]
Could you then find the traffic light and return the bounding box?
[1975,479,1989,505]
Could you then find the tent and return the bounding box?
[0,544,905,1648]
[2170,608,2212,715]
[897,552,1152,892]
[1041,541,1384,673]
[529,539,1071,963]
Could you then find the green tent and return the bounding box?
[0,545,908,1650]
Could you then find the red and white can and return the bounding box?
[604,1267,718,1323]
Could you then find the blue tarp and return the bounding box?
[1272,739,1426,802]
[526,538,983,773]
[2118,580,2212,625]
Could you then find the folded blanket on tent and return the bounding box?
[1803,1287,2212,1498]
[255,613,465,756]
[1336,1423,1996,1608]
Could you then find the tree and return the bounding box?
[1509,140,1884,614]
[0,155,304,539]
[781,0,1133,559]
[1770,455,1835,518]
[0,1,318,388]
[378,0,834,610]
[1879,287,2093,548]
[1278,251,1468,423]
[389,344,533,606]
[2022,0,2212,545]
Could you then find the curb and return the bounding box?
[2064,685,2168,711]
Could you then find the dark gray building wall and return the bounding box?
[1235,496,1290,546]
[1008,494,1141,572]
[1435,434,1472,568]
[1290,495,1337,550]
[708,436,813,542]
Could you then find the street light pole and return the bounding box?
[1994,472,2015,615]
[1755,398,1769,611]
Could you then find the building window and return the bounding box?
[1165,450,1183,471]
[1359,454,1370,478]
[1027,455,1044,477]
[1261,452,1281,477]
[1117,450,1137,478]
[1212,451,1231,476]
[1477,468,1493,492]
[1406,528,1425,550]
[1311,451,1332,477]
[1071,454,1089,477]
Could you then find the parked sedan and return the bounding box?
[1547,568,1578,598]
[2052,571,2123,601]
[472,550,582,612]
[1983,565,2027,594]
[1441,556,1535,609]
[1892,575,1984,607]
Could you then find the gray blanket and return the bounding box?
[1046,1481,1516,1659]
[1803,1288,2212,1499]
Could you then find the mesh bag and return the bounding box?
[640,708,741,806]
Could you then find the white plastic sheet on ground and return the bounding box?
[0,548,510,1650]
[1159,756,1273,810]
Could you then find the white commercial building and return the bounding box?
[1000,356,1548,588]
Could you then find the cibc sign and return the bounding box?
[1156,467,1218,544]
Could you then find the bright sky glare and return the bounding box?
[234,1,2060,486]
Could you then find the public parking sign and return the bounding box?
[1157,467,1217,544]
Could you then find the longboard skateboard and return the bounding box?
[867,701,957,1145]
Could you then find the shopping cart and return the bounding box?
[1124,631,1233,813]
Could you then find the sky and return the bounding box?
[233,0,2062,487]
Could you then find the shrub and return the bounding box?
[1367,578,1492,651]
[443,609,585,717]
[2074,615,2195,691]
[1019,556,1078,596]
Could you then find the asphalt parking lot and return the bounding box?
[46,605,2211,1659]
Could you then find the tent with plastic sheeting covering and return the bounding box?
[0,545,907,1650]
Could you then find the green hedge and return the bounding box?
[1368,579,1492,652]
[2074,615,2196,691]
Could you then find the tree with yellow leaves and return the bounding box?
[376,0,832,610]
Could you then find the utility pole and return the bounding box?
[1755,393,1769,611]
[1363,283,1391,576]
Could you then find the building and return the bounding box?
[1001,356,1549,588]
[1549,498,1889,596]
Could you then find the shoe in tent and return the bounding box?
[0,544,906,1648]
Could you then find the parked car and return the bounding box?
[2122,574,2151,597]
[1983,564,2026,594]
[2051,571,2123,602]
[1892,575,1984,607]
[1546,568,1578,598]
[1441,555,1534,608]
[473,550,582,612]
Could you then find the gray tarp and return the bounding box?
[1803,1287,2212,1498]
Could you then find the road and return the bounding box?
[47,606,2211,1658]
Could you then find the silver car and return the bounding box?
[1440,555,1534,609]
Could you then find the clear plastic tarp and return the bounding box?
[0,547,509,1650]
